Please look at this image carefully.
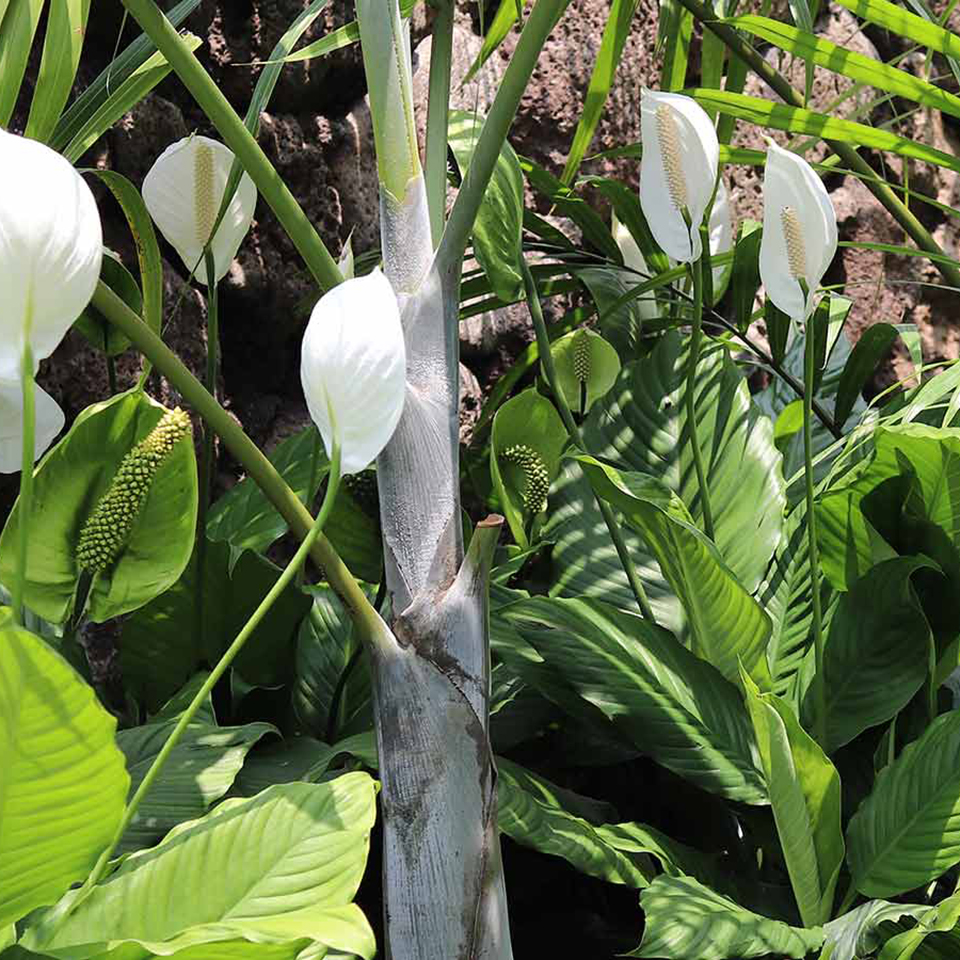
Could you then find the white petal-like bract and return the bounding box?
[0,130,103,381]
[639,89,719,263]
[759,141,838,320]
[0,379,65,474]
[142,135,257,284]
[708,178,734,296]
[300,269,407,475]
[612,214,658,322]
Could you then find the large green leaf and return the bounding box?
[579,331,785,594]
[0,390,197,625]
[628,875,824,959]
[496,759,656,888]
[878,894,960,960]
[496,597,767,803]
[577,456,773,688]
[292,584,372,741]
[24,775,378,960]
[449,110,524,302]
[823,900,929,960]
[804,557,934,754]
[0,616,128,928]
[116,719,276,854]
[120,539,311,711]
[742,671,844,927]
[847,710,960,897]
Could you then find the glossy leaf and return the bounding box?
[742,670,844,927]
[0,617,128,928]
[823,900,929,960]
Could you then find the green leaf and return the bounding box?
[449,110,525,302]
[834,0,960,65]
[835,324,900,428]
[23,775,378,960]
[578,332,786,594]
[116,719,276,854]
[207,426,328,556]
[496,759,656,888]
[293,584,373,741]
[550,328,621,415]
[74,250,143,356]
[560,0,640,184]
[120,539,311,711]
[659,0,693,91]
[741,670,844,927]
[727,15,960,121]
[690,88,960,175]
[0,390,197,625]
[847,710,960,897]
[463,0,530,83]
[823,900,930,960]
[576,265,651,360]
[497,596,767,803]
[0,0,44,127]
[804,557,934,754]
[491,389,567,548]
[60,38,203,164]
[577,456,773,688]
[731,220,763,333]
[629,875,824,959]
[878,895,960,960]
[24,0,90,142]
[0,617,129,928]
[48,0,200,154]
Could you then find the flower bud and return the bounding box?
[639,89,719,264]
[0,379,65,474]
[76,408,191,573]
[759,141,838,320]
[300,269,407,475]
[0,130,103,381]
[142,135,257,284]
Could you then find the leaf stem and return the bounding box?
[424,0,454,247]
[12,344,36,626]
[803,303,827,750]
[77,444,342,905]
[119,0,342,291]
[519,258,656,623]
[89,280,379,635]
[688,257,716,541]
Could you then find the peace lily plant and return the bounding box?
[7,1,960,958]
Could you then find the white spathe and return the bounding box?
[639,88,719,263]
[0,379,65,474]
[615,177,733,317]
[142,135,257,284]
[300,269,407,475]
[0,129,103,381]
[759,141,838,320]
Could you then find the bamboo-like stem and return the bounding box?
[90,281,377,630]
[119,0,342,291]
[675,0,960,291]
[424,0,454,247]
[70,445,342,920]
[802,302,826,749]
[519,259,656,623]
[688,257,715,541]
[12,344,36,626]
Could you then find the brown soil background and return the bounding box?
[4,0,960,513]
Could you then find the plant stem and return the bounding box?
[520,259,656,623]
[688,257,716,541]
[119,0,342,291]
[296,427,323,588]
[424,0,454,247]
[79,444,342,898]
[12,344,36,627]
[803,309,827,749]
[675,0,960,292]
[90,280,378,633]
[199,251,219,514]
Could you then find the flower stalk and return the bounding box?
[687,252,716,541]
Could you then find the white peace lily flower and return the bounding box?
[300,269,407,475]
[614,178,733,316]
[639,88,719,264]
[0,379,65,474]
[759,141,838,320]
[142,135,257,284]
[0,129,103,381]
